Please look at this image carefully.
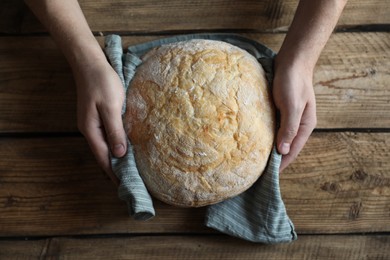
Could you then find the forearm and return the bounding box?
[276,0,348,72]
[25,1,132,177]
[24,0,106,72]
[272,0,347,169]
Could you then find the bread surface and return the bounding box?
[124,39,275,207]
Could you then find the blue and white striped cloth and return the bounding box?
[106,34,297,243]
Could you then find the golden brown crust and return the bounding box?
[124,39,275,207]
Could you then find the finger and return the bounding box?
[98,104,127,158]
[279,102,316,172]
[279,123,312,172]
[276,105,302,155]
[83,122,121,185]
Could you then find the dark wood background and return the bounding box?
[0,0,389,259]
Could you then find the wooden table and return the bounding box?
[0,1,389,259]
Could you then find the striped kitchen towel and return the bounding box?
[105,33,297,243]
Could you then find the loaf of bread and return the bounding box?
[124,39,275,207]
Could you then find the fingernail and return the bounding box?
[113,144,125,157]
[279,142,290,155]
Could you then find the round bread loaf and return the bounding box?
[124,39,275,207]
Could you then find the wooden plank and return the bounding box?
[0,36,77,133]
[0,132,388,236]
[1,0,389,34]
[0,239,46,259]
[313,33,390,129]
[0,136,209,236]
[0,32,389,133]
[282,132,390,234]
[0,235,389,259]
[0,0,27,34]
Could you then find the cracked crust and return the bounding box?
[124,39,275,207]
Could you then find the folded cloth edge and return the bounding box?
[205,147,297,243]
[105,35,155,221]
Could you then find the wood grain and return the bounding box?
[0,36,76,133]
[282,132,390,234]
[0,32,389,133]
[1,0,388,255]
[314,33,390,129]
[0,235,389,259]
[0,137,209,236]
[1,0,389,34]
[0,132,388,236]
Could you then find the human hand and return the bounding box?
[273,59,317,172]
[74,61,127,185]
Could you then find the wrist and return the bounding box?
[274,51,315,76]
[66,38,108,74]
[68,44,112,91]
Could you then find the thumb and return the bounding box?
[277,108,301,155]
[99,105,127,158]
